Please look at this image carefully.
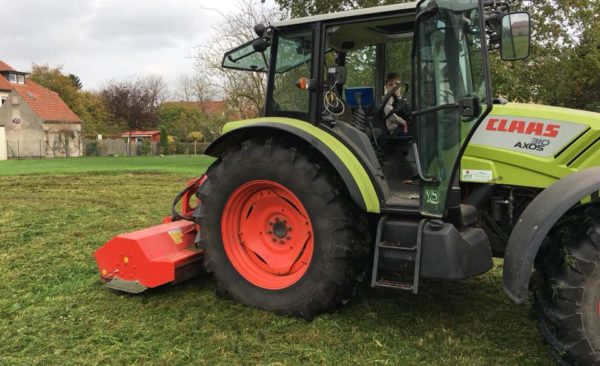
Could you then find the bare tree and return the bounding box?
[194,0,285,119]
[175,74,195,103]
[175,74,213,109]
[143,74,169,107]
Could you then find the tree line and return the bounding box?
[28,65,230,146]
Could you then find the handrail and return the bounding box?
[412,143,439,184]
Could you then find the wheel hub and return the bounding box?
[272,219,289,240]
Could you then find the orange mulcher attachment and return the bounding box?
[94,176,206,293]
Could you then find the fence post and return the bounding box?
[17,140,19,158]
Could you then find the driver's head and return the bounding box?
[385,72,401,94]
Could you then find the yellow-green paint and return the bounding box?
[219,103,599,212]
[462,103,600,187]
[490,103,600,124]
[221,117,381,212]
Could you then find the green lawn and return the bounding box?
[0,155,214,176]
[0,158,553,365]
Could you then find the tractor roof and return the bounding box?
[272,2,418,28]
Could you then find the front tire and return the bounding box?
[196,138,369,319]
[535,205,600,365]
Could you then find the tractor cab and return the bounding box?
[223,4,422,213]
[223,0,529,219]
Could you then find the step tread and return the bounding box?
[375,278,414,290]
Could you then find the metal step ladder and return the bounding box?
[370,216,427,294]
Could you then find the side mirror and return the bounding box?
[254,23,266,37]
[501,12,531,61]
[252,38,270,52]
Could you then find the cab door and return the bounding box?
[412,0,492,217]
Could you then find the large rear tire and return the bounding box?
[534,205,600,365]
[196,138,369,319]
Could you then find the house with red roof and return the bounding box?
[0,60,82,157]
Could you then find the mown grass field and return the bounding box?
[0,155,214,176]
[0,157,553,365]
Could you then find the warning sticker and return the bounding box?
[461,169,493,182]
[168,228,184,245]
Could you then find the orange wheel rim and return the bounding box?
[221,180,314,290]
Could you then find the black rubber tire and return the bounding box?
[534,204,600,365]
[195,137,369,319]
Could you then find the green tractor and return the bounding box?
[198,1,600,364]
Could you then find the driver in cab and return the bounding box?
[383,72,408,135]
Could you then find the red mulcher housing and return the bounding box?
[94,177,206,293]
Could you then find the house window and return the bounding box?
[8,74,16,83]
[17,75,24,84]
[1,97,5,105]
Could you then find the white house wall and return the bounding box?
[0,91,45,157]
[0,90,82,157]
[0,126,7,160]
[43,122,82,157]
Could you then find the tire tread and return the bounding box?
[534,206,600,365]
[196,137,369,319]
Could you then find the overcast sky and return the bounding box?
[1,0,276,92]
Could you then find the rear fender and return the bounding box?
[503,166,600,303]
[205,118,381,213]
